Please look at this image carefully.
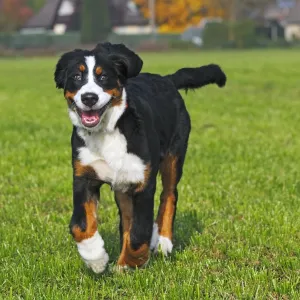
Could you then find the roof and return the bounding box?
[264,0,300,24]
[22,0,147,31]
[23,0,62,29]
[108,0,148,26]
[277,0,296,9]
[286,2,300,23]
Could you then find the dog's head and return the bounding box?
[54,42,143,130]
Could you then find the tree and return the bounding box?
[27,0,46,12]
[81,0,111,44]
[211,0,275,22]
[133,0,224,32]
[210,0,275,40]
[0,0,33,32]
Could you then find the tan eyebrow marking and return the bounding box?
[79,64,85,72]
[95,66,102,75]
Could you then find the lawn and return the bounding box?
[0,49,299,299]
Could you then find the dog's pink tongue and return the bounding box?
[81,111,100,127]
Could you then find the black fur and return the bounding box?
[165,64,226,92]
[94,42,143,80]
[54,49,87,89]
[54,43,227,271]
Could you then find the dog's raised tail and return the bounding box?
[165,64,226,91]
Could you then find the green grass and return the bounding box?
[0,50,300,299]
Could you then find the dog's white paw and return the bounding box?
[83,254,109,273]
[76,231,109,274]
[150,223,173,256]
[155,236,173,256]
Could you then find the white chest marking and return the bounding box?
[78,128,146,191]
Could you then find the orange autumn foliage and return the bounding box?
[134,0,224,32]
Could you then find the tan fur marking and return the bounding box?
[115,192,133,233]
[74,160,96,178]
[72,201,97,242]
[156,154,178,239]
[115,192,149,267]
[135,163,151,193]
[95,66,102,75]
[111,97,122,106]
[104,88,122,106]
[106,80,123,106]
[65,90,77,105]
[117,232,149,267]
[158,194,176,238]
[79,64,85,72]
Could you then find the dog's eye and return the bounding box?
[74,74,82,81]
[99,74,107,81]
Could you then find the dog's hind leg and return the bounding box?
[151,110,191,256]
[115,181,156,270]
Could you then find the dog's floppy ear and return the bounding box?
[54,50,82,89]
[94,42,143,80]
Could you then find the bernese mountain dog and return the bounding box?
[54,42,226,273]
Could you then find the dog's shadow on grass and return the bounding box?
[173,209,204,253]
[85,210,204,279]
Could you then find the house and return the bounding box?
[263,0,300,41]
[284,1,300,41]
[21,0,148,35]
[21,0,63,33]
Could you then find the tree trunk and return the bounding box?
[228,0,237,41]
[81,0,111,44]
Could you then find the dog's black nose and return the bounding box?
[81,93,99,107]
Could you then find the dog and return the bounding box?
[54,42,226,273]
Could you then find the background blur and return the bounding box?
[1,0,300,55]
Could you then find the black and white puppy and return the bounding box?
[54,42,226,273]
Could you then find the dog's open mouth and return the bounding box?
[75,102,110,128]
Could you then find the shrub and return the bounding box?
[202,22,228,49]
[232,21,257,48]
[81,0,111,44]
[203,21,258,49]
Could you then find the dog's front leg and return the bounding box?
[69,177,109,273]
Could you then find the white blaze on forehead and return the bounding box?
[73,56,111,111]
[85,56,96,85]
